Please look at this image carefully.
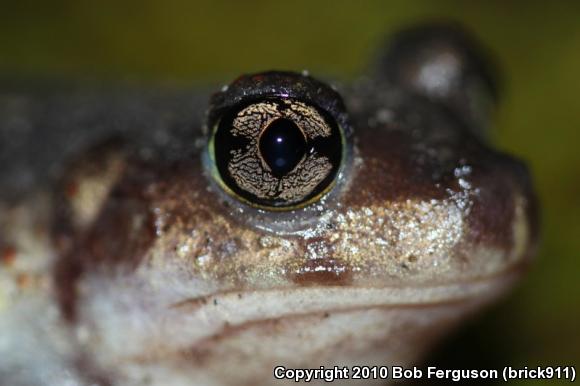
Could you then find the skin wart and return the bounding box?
[0,24,538,386]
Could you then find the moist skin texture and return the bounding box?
[0,24,538,386]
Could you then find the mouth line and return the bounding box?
[93,262,527,365]
[170,261,527,314]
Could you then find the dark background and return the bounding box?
[1,1,579,384]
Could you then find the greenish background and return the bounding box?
[1,1,578,384]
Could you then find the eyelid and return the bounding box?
[206,71,352,140]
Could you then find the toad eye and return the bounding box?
[206,72,348,210]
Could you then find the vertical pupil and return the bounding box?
[258,118,307,177]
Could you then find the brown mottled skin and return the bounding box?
[0,24,538,386]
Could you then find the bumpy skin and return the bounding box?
[0,24,538,386]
